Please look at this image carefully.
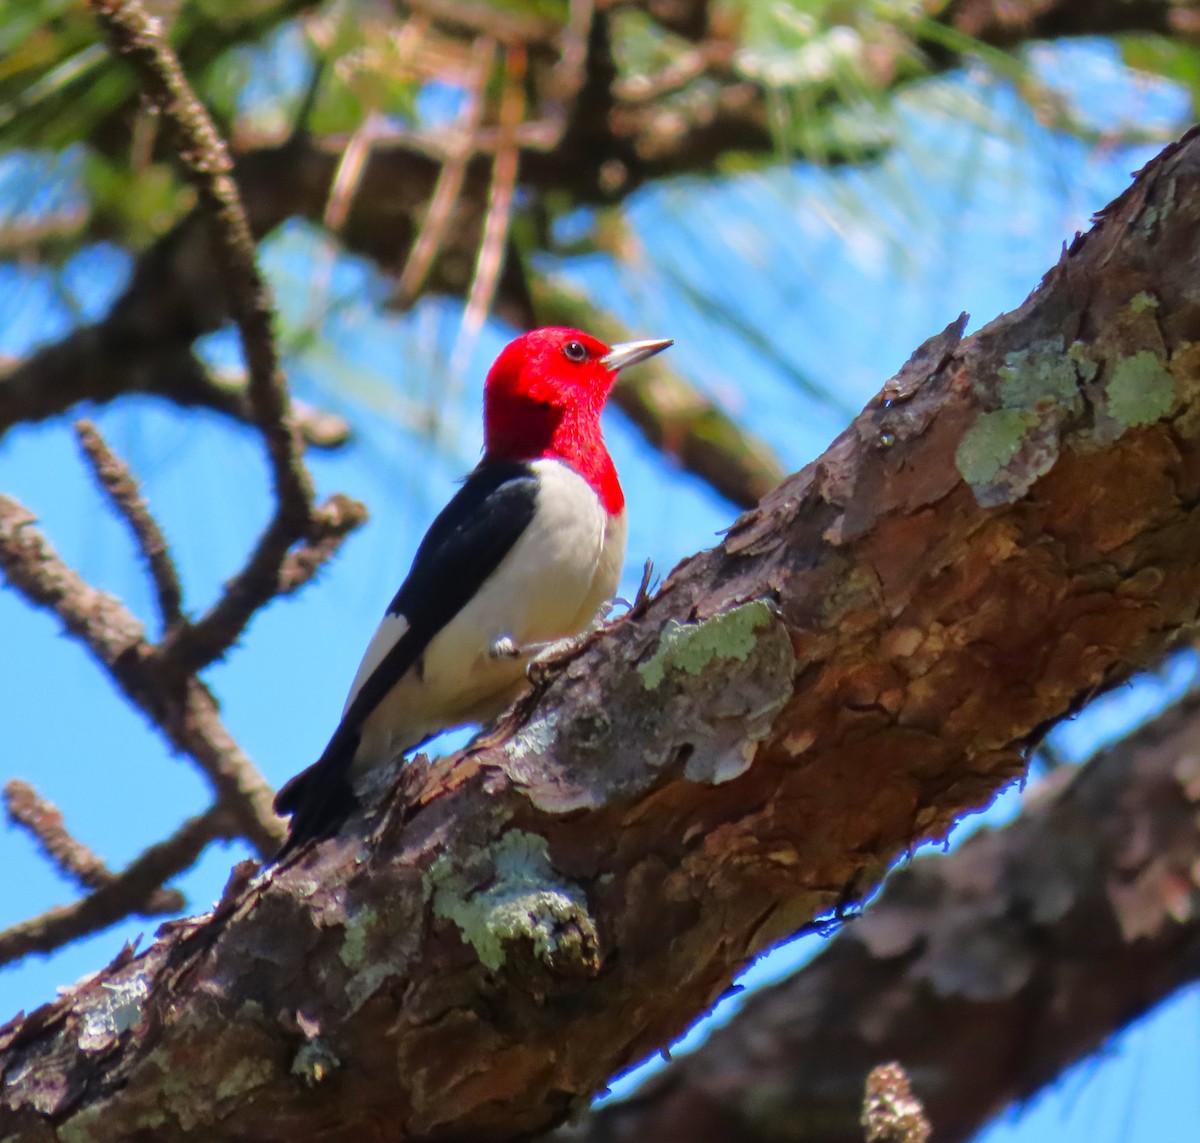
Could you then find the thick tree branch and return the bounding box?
[0,345,351,450]
[559,686,1200,1143]
[944,0,1200,46]
[3,127,1200,1141]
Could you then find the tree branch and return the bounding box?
[559,681,1200,1143]
[0,805,233,970]
[74,419,184,631]
[3,780,180,915]
[0,345,351,450]
[3,126,1200,1141]
[88,0,363,674]
[0,496,283,854]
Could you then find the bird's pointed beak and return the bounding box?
[601,338,673,373]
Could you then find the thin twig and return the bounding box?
[543,0,593,136]
[0,805,231,970]
[74,419,184,630]
[88,0,363,673]
[277,493,368,594]
[450,41,526,378]
[0,495,284,853]
[324,113,387,236]
[4,779,180,914]
[395,37,495,308]
[87,0,302,485]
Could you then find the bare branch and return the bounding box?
[74,419,184,631]
[3,780,180,916]
[88,0,364,674]
[276,493,371,595]
[0,496,283,853]
[0,346,351,450]
[87,0,300,463]
[395,38,495,307]
[0,805,231,970]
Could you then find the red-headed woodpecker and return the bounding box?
[275,327,672,852]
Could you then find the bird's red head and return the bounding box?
[483,327,671,515]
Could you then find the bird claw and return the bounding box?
[633,557,658,611]
[489,635,521,660]
[525,634,587,685]
[488,632,583,682]
[608,558,658,618]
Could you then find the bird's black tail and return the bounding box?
[273,725,361,860]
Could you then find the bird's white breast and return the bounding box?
[352,457,626,769]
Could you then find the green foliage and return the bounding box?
[1121,34,1200,115]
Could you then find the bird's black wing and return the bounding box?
[274,460,539,854]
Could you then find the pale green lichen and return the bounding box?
[60,1106,167,1143]
[504,709,559,762]
[956,338,1093,506]
[333,893,426,1011]
[639,600,775,690]
[1140,176,1177,236]
[339,904,377,970]
[954,408,1039,488]
[1067,340,1099,381]
[1130,290,1160,313]
[215,1055,274,1103]
[429,830,595,972]
[1106,351,1175,427]
[996,341,1078,409]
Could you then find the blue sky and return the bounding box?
[1,33,1198,1142]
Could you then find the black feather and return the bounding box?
[273,460,539,856]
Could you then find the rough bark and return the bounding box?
[4,128,1200,1141]
[558,688,1200,1143]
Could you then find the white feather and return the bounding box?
[352,458,625,772]
[343,612,410,715]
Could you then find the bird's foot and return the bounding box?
[488,635,522,660]
[526,633,591,685]
[487,632,591,684]
[607,558,658,618]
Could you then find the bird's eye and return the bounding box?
[563,339,588,363]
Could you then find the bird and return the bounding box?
[274,326,672,854]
